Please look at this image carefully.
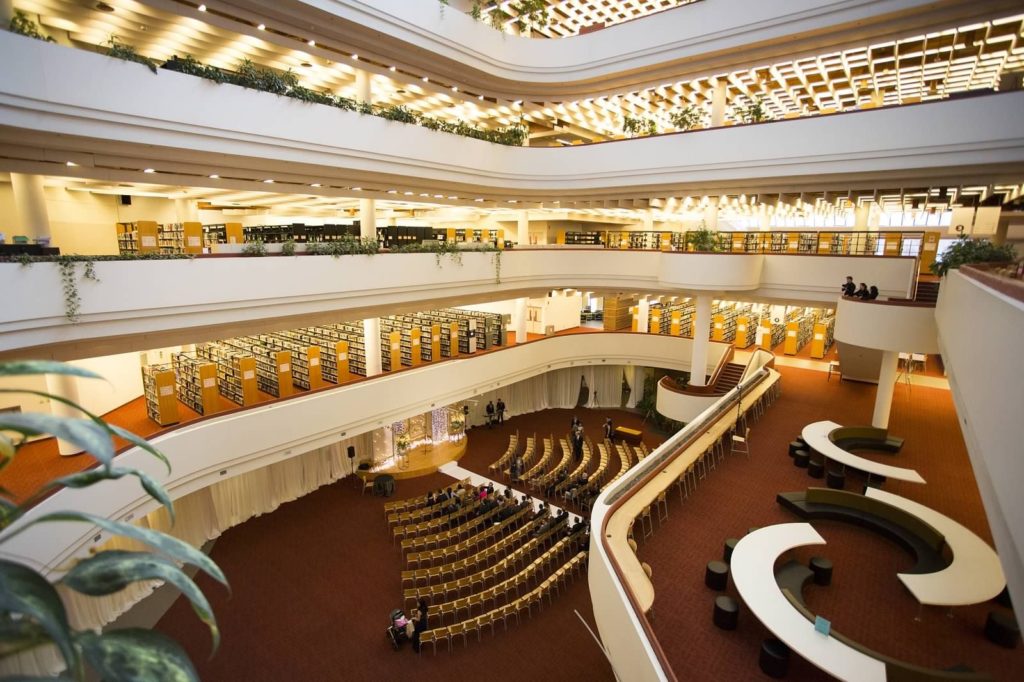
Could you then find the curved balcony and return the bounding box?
[225,0,1020,100]
[2,33,1023,204]
[0,251,918,360]
[835,296,939,353]
[0,331,696,574]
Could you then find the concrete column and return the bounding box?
[354,68,371,103]
[45,373,84,456]
[757,204,771,231]
[711,80,727,127]
[513,297,528,343]
[702,198,719,231]
[642,210,654,232]
[854,204,870,230]
[689,295,713,386]
[872,350,900,429]
[359,198,376,241]
[174,198,199,223]
[363,317,382,377]
[517,209,529,245]
[1,0,15,26]
[636,298,650,333]
[10,173,50,242]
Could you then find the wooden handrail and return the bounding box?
[659,345,735,396]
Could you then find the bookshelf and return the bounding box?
[141,364,179,426]
[195,342,258,406]
[810,313,836,359]
[259,334,324,390]
[171,353,219,416]
[603,295,637,331]
[284,328,352,382]
[116,221,160,255]
[221,338,292,397]
[328,322,368,376]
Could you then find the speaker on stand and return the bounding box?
[347,445,358,483]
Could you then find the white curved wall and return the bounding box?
[657,383,720,424]
[0,252,918,358]
[243,0,1017,98]
[0,332,694,574]
[835,297,940,353]
[935,270,1024,611]
[2,33,1023,200]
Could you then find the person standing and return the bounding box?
[485,400,495,428]
[411,598,429,653]
[603,417,613,440]
[841,276,856,297]
[496,398,506,424]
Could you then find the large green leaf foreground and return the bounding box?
[0,360,227,681]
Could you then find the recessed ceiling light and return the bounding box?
[433,194,443,198]
[257,23,265,30]
[387,189,397,194]
[509,199,518,203]
[478,95,484,100]
[447,196,457,199]
[420,193,429,197]
[422,76,428,82]
[66,161,78,167]
[308,40,316,47]
[95,2,115,11]
[310,183,321,187]
[143,168,155,173]
[451,86,458,92]
[352,187,361,191]
[474,198,484,202]
[403,191,413,195]
[197,4,206,12]
[209,174,219,179]
[389,66,396,72]
[351,54,358,60]
[263,179,274,183]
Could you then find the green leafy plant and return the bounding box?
[0,361,227,680]
[930,235,1017,277]
[233,59,297,95]
[685,222,724,252]
[509,0,550,33]
[635,371,685,434]
[161,54,225,83]
[324,235,379,256]
[105,36,158,74]
[492,248,502,284]
[281,239,296,256]
[10,10,55,42]
[378,104,419,124]
[241,240,267,256]
[622,115,658,137]
[737,96,769,124]
[669,104,702,131]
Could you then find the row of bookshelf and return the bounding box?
[195,342,257,406]
[171,353,218,415]
[141,363,179,426]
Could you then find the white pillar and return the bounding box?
[758,204,770,231]
[174,198,199,223]
[45,373,84,456]
[689,295,713,386]
[854,204,870,230]
[711,80,727,127]
[1,0,15,25]
[10,173,50,242]
[636,298,650,333]
[363,317,382,377]
[642,209,654,232]
[703,198,719,231]
[517,209,529,245]
[513,297,528,343]
[359,198,376,242]
[872,350,900,429]
[354,68,371,103]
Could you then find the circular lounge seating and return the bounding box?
[705,560,729,591]
[793,450,810,468]
[759,638,790,678]
[723,538,739,564]
[809,556,833,586]
[713,595,739,630]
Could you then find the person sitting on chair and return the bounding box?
[854,282,869,299]
[867,285,879,300]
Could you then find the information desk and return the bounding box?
[865,488,1005,606]
[613,426,643,444]
[801,421,925,484]
[732,524,887,682]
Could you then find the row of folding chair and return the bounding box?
[531,438,572,491]
[384,477,472,519]
[399,504,497,554]
[418,551,589,655]
[487,433,519,477]
[392,499,484,544]
[521,437,554,483]
[555,440,592,495]
[406,507,529,568]
[501,437,536,480]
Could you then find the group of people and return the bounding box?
[842,275,879,300]
[484,399,506,428]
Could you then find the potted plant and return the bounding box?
[396,435,411,453]
[685,221,724,252]
[669,105,703,131]
[930,235,1017,277]
[449,417,465,433]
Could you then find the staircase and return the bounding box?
[914,281,940,305]
[712,363,746,393]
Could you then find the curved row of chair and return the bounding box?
[602,442,635,492]
[419,531,579,628]
[556,440,593,495]
[392,498,484,544]
[499,436,536,480]
[399,503,501,555]
[487,432,520,477]
[522,436,555,482]
[418,550,589,655]
[532,437,573,492]
[401,515,543,588]
[402,522,570,609]
[384,476,472,519]
[406,506,532,568]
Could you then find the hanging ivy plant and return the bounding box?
[10,10,55,42]
[669,104,703,131]
[106,35,158,74]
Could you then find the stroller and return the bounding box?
[386,608,411,650]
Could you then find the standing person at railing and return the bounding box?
[854,282,869,299]
[842,275,856,297]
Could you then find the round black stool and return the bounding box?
[826,469,846,489]
[759,638,790,678]
[795,435,807,448]
[984,610,1020,649]
[996,586,1013,609]
[723,538,739,564]
[713,595,739,630]
[807,461,825,479]
[747,526,760,536]
[809,556,834,586]
[705,560,729,591]
[787,441,803,457]
[793,450,809,468]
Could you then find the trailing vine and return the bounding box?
[492,248,502,284]
[10,10,54,42]
[57,258,81,322]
